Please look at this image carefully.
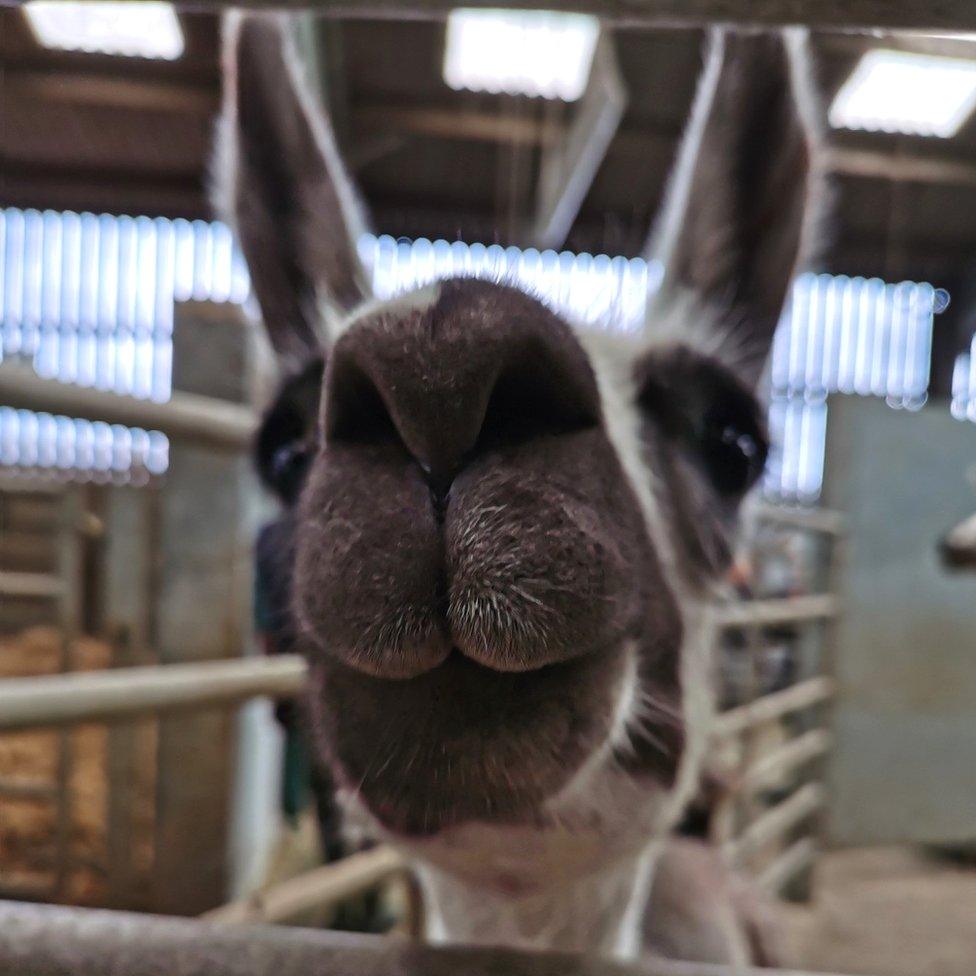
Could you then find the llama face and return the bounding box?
[219,16,821,842]
[294,278,686,834]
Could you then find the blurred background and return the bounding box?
[0,4,974,974]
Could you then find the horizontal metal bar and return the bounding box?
[758,837,818,895]
[0,882,57,903]
[0,364,256,451]
[0,656,307,731]
[750,504,845,536]
[725,782,825,864]
[738,729,833,794]
[0,776,59,801]
[713,677,836,739]
[713,594,839,629]
[166,1,976,33]
[0,571,64,599]
[203,846,407,924]
[0,899,857,976]
[0,478,65,495]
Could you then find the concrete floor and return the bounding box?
[780,846,976,976]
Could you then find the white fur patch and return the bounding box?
[330,280,442,340]
[613,844,660,960]
[415,850,662,955]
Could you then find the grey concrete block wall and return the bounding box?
[823,395,976,845]
[153,301,267,913]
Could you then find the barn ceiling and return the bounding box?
[2,8,976,310]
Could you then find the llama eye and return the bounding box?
[634,347,768,500]
[699,415,767,497]
[270,441,311,496]
[255,356,325,506]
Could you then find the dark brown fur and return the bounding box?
[295,281,684,833]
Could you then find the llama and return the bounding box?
[217,12,823,963]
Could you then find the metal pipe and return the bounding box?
[0,656,307,731]
[0,570,64,599]
[712,594,839,629]
[0,364,256,451]
[751,504,846,536]
[758,837,818,895]
[202,846,407,924]
[163,1,976,33]
[724,783,826,864]
[712,677,836,739]
[0,900,849,976]
[738,729,833,794]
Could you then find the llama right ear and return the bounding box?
[645,29,824,386]
[214,13,373,366]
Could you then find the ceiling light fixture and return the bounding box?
[829,48,976,138]
[443,8,600,102]
[23,2,185,61]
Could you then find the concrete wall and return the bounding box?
[823,395,976,846]
[154,302,282,910]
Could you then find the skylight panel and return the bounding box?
[443,9,600,101]
[829,49,976,138]
[23,2,185,61]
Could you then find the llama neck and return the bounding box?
[414,843,660,959]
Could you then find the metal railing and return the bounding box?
[0,363,256,452]
[0,498,845,943]
[0,655,306,732]
[708,506,843,897]
[0,899,857,976]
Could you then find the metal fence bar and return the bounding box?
[758,837,818,896]
[712,595,838,629]
[0,655,835,739]
[170,1,976,33]
[0,364,255,451]
[751,505,846,537]
[0,656,307,731]
[712,677,835,739]
[202,846,408,925]
[0,776,59,801]
[0,899,861,976]
[724,782,825,865]
[0,570,64,598]
[739,729,833,795]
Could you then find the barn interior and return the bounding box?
[1,3,975,975]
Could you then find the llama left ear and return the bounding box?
[214,13,373,367]
[646,29,825,385]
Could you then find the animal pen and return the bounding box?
[1,1,974,975]
[0,468,843,968]
[0,238,847,969]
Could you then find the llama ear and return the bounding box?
[645,29,824,385]
[214,13,372,366]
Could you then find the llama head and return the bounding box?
[218,15,822,843]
